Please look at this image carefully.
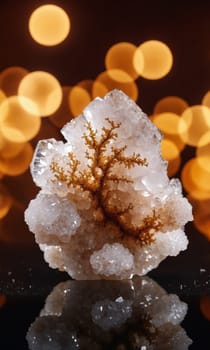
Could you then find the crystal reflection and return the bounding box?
[27,276,192,350]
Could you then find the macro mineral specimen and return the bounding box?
[27,276,192,349]
[25,89,193,279]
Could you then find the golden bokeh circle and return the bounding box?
[29,4,70,46]
[181,158,210,198]
[18,71,62,117]
[167,156,181,177]
[192,157,210,192]
[77,80,94,96]
[153,96,188,115]
[106,69,134,83]
[193,198,210,239]
[92,81,108,99]
[181,159,198,195]
[180,105,210,146]
[0,132,25,158]
[202,90,210,108]
[0,96,41,143]
[105,42,139,80]
[196,130,210,148]
[0,142,33,176]
[196,130,210,172]
[49,86,73,128]
[76,80,108,99]
[152,112,187,151]
[0,66,28,96]
[133,40,173,79]
[0,90,6,105]
[153,112,187,135]
[132,48,144,76]
[0,184,12,219]
[160,139,181,176]
[161,139,179,159]
[69,86,91,117]
[95,70,138,101]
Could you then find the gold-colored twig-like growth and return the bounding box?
[50,118,162,246]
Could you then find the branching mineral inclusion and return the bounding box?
[25,90,193,279]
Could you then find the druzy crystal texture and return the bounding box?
[25,89,193,279]
[27,277,192,349]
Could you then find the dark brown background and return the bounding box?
[0,2,210,349]
[0,0,210,113]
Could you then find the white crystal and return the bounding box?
[25,89,193,279]
[30,139,63,188]
[90,243,134,277]
[25,192,81,244]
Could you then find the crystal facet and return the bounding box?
[25,89,193,279]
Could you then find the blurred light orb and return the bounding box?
[202,90,210,108]
[0,96,41,143]
[69,86,91,117]
[0,133,25,158]
[49,86,73,128]
[196,131,210,173]
[181,159,199,196]
[29,4,70,46]
[105,42,139,80]
[95,70,138,101]
[106,69,134,83]
[0,66,28,96]
[153,112,187,135]
[180,105,210,146]
[192,157,210,192]
[161,139,181,176]
[133,40,173,79]
[152,112,187,151]
[0,184,12,219]
[181,158,210,197]
[77,79,109,99]
[18,71,62,117]
[197,130,210,148]
[161,139,179,159]
[193,198,210,239]
[194,212,210,241]
[0,90,6,104]
[153,96,188,115]
[132,48,144,77]
[92,81,108,98]
[0,142,33,176]
[167,155,181,177]
[77,80,94,96]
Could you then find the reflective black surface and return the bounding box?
[26,278,192,349]
[0,277,209,349]
[0,238,210,349]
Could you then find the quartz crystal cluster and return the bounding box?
[27,276,192,349]
[25,89,193,279]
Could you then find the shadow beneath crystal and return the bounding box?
[26,276,192,349]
